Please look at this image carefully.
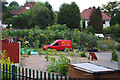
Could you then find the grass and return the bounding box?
[99,39,119,51]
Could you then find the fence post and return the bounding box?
[12,65,15,79]
[52,74,54,80]
[44,72,46,80]
[0,63,1,80]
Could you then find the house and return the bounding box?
[81,6,111,28]
[14,2,35,15]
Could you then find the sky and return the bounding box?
[7,0,117,12]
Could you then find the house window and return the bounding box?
[26,7,30,9]
[53,43,59,46]
[103,21,105,24]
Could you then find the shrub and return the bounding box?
[64,48,70,52]
[0,50,13,78]
[33,39,40,49]
[56,55,70,75]
[80,48,87,57]
[47,55,70,75]
[111,50,118,62]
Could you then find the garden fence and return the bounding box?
[0,63,88,80]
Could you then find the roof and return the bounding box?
[10,10,18,15]
[95,34,104,37]
[15,2,35,15]
[71,63,114,73]
[81,7,111,20]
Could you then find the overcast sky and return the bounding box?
[7,0,117,12]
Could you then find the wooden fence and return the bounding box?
[0,63,88,80]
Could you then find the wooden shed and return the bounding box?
[68,63,120,80]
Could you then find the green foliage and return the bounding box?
[7,2,54,29]
[45,1,55,25]
[69,52,75,57]
[99,40,118,51]
[84,26,96,34]
[64,48,70,52]
[110,12,120,26]
[89,7,103,33]
[33,39,40,49]
[82,20,86,30]
[0,50,13,64]
[47,55,70,75]
[100,1,120,17]
[111,50,118,62]
[57,2,81,29]
[103,24,120,42]
[2,24,99,49]
[0,50,13,78]
[9,1,19,7]
[80,48,87,57]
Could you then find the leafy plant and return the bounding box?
[80,48,87,57]
[56,55,71,75]
[64,48,70,52]
[47,55,70,75]
[0,50,13,78]
[69,52,75,57]
[111,50,118,62]
[33,39,40,49]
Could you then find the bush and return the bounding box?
[111,50,118,62]
[47,55,70,75]
[0,50,13,78]
[64,48,70,52]
[80,48,87,57]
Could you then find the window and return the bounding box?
[53,43,59,46]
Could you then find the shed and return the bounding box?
[68,63,120,80]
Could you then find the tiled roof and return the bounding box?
[10,10,18,15]
[15,2,35,15]
[81,7,111,20]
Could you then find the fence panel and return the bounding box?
[1,64,88,80]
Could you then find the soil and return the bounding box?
[20,52,95,72]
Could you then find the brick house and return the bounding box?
[81,6,111,28]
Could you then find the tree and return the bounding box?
[6,2,52,29]
[2,2,8,13]
[57,2,81,29]
[30,2,51,28]
[45,1,55,25]
[9,1,19,7]
[89,7,103,33]
[100,1,120,17]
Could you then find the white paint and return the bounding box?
[82,20,110,28]
[103,20,110,28]
[26,7,30,9]
[72,63,114,72]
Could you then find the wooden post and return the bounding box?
[0,63,1,80]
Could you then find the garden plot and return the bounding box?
[20,52,93,72]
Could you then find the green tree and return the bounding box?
[7,2,51,29]
[9,1,19,7]
[45,1,55,25]
[30,2,51,28]
[89,7,103,33]
[3,11,13,23]
[110,9,120,26]
[57,2,81,29]
[100,1,120,17]
[2,2,8,13]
